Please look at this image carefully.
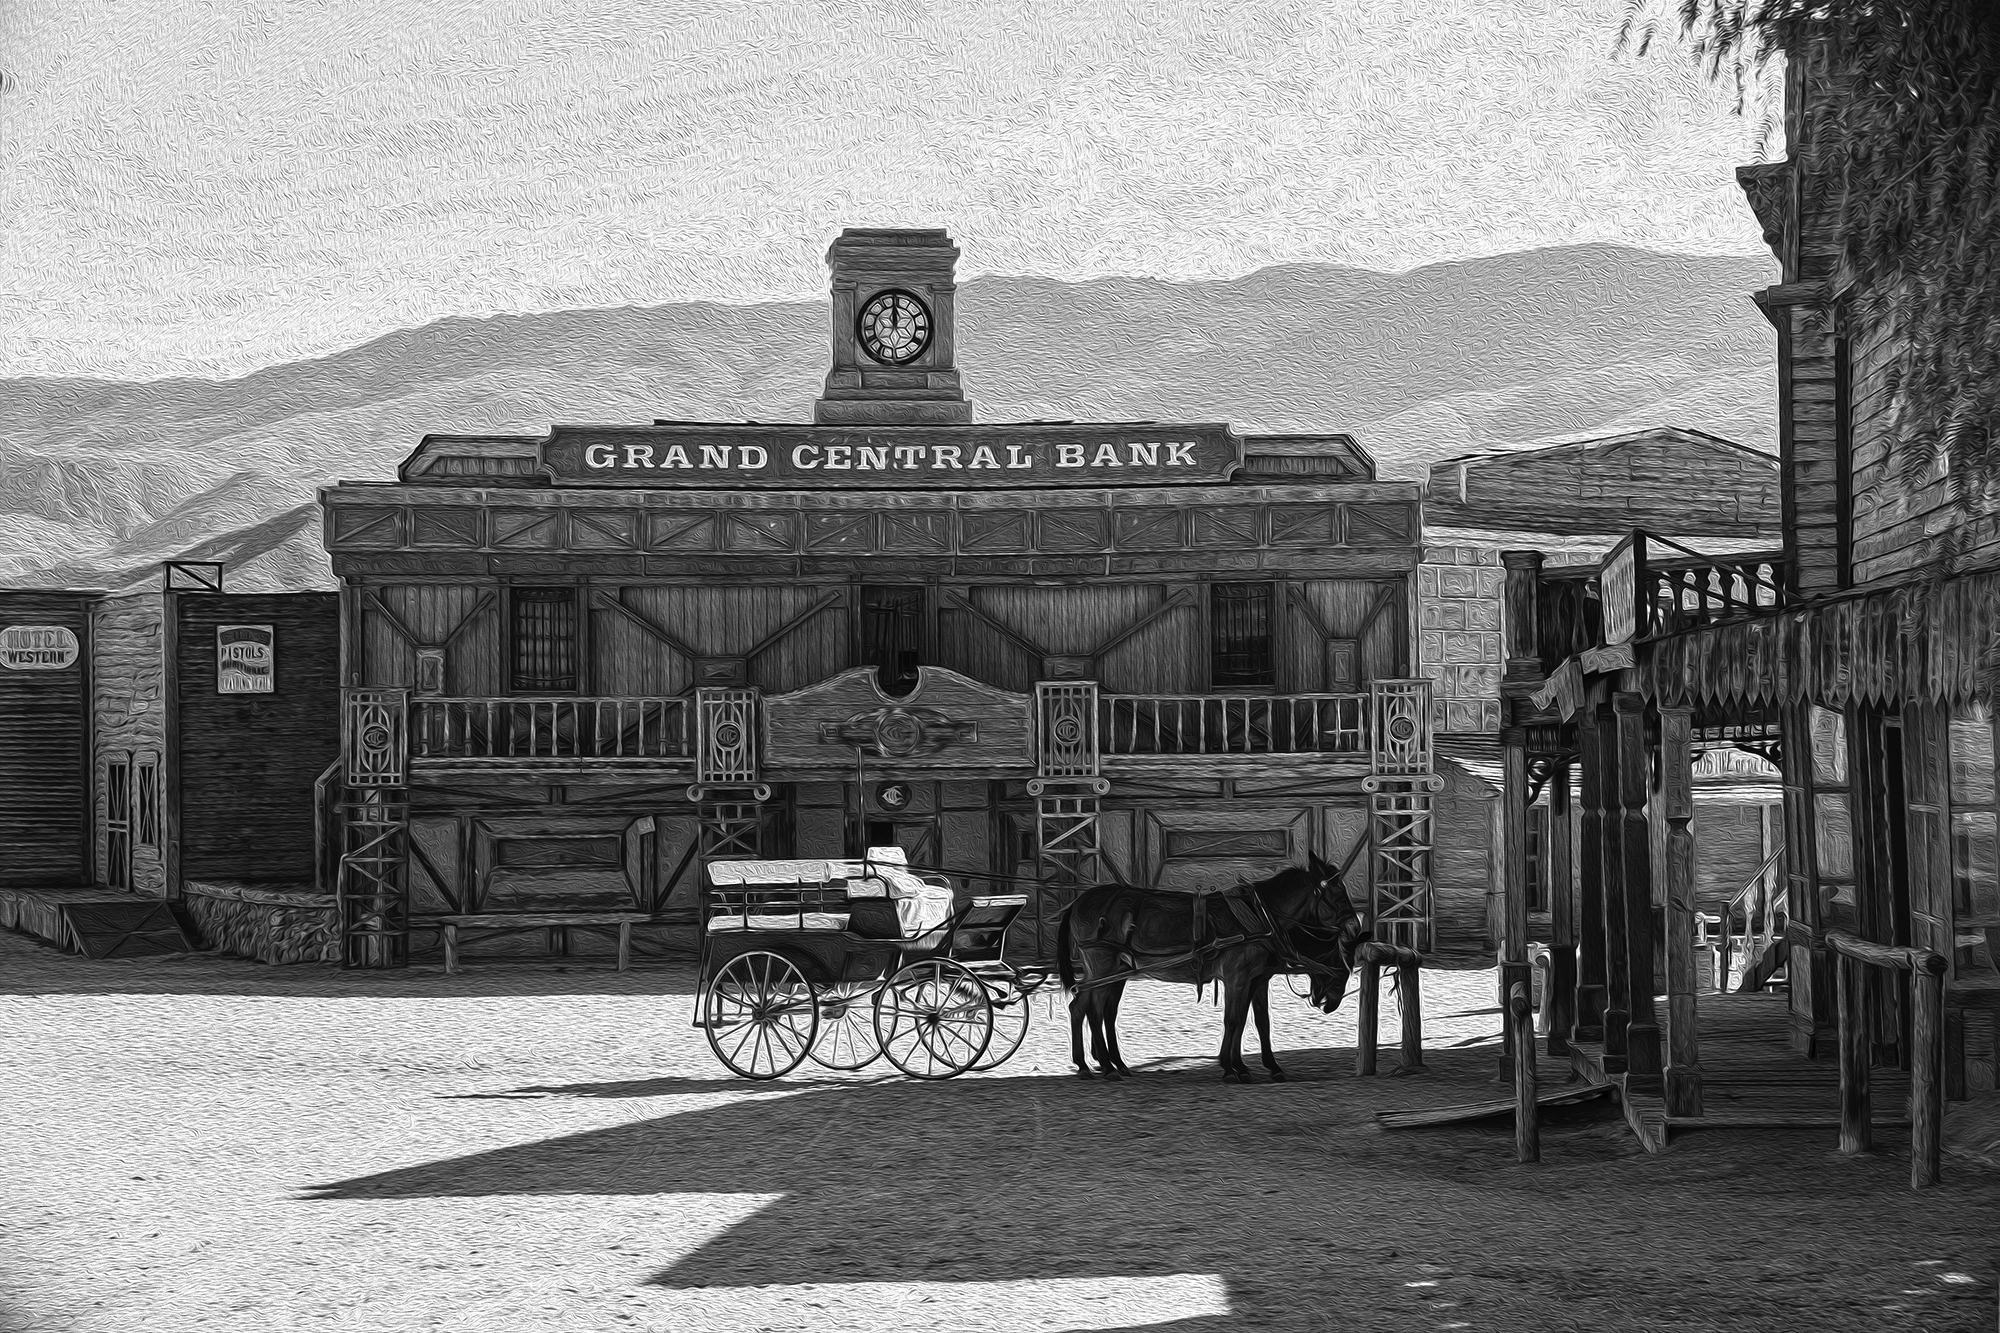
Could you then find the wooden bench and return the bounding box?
[439,913,653,974]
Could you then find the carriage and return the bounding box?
[695,848,1046,1080]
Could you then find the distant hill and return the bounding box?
[0,243,1780,591]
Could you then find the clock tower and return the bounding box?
[814,228,972,426]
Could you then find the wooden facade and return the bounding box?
[0,591,95,887]
[0,568,340,911]
[320,428,1437,965]
[1484,54,2000,1175]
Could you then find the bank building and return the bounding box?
[302,227,1440,966]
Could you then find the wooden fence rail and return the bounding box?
[1825,929,1947,1189]
[1353,941,1424,1076]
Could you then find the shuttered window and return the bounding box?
[137,762,158,847]
[1209,582,1274,689]
[511,588,579,693]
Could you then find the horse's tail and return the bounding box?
[1056,900,1077,994]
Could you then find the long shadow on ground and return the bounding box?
[302,1046,2000,1332]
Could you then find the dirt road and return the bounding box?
[1,930,1994,1332]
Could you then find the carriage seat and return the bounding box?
[706,912,850,933]
[849,849,955,939]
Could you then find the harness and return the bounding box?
[1077,872,1360,996]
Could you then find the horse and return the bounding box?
[1055,854,1369,1083]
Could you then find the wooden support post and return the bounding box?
[1911,954,1945,1188]
[1660,705,1704,1117]
[1510,979,1539,1162]
[617,920,632,973]
[1547,762,1575,1056]
[1500,726,1531,1078]
[443,922,460,976]
[1616,692,1663,1092]
[1399,961,1424,1071]
[1356,960,1380,1076]
[1575,713,1607,1043]
[1837,950,1872,1155]
[1600,703,1631,1068]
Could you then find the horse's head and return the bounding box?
[1288,853,1369,1014]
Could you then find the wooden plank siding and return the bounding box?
[0,592,94,887]
[1778,309,1848,593]
[175,594,342,888]
[90,592,168,896]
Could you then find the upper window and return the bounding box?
[1209,582,1275,689]
[861,586,924,696]
[511,588,579,693]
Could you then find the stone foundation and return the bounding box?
[182,881,340,964]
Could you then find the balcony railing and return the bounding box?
[1097,693,1369,757]
[1599,531,1789,646]
[1535,565,1602,675]
[408,696,693,763]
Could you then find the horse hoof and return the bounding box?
[1074,1066,1095,1080]
[1102,1067,1122,1082]
[1268,1069,1288,1082]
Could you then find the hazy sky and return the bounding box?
[0,0,1777,381]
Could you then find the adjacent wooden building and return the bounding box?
[1490,46,2000,1180]
[318,228,1443,967]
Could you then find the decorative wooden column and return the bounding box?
[1659,705,1704,1116]
[1600,701,1631,1068]
[1547,761,1576,1057]
[1617,691,1664,1092]
[1574,711,1608,1043]
[1499,726,1534,1078]
[1501,551,1545,683]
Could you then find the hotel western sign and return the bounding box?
[542,423,1242,488]
[0,625,79,670]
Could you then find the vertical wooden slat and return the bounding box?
[1837,949,1872,1154]
[1661,705,1705,1117]
[1548,763,1575,1056]
[1911,954,1944,1188]
[1511,979,1539,1162]
[1576,709,1608,1043]
[1618,692,1663,1091]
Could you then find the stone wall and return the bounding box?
[1417,546,1504,735]
[182,881,339,964]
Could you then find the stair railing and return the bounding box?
[1715,846,1786,993]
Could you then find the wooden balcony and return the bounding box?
[407,696,694,769]
[1098,692,1368,757]
[1600,532,1789,646]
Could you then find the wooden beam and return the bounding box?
[1286,582,1336,643]
[1660,704,1705,1117]
[1617,691,1663,1092]
[1088,588,1195,664]
[940,591,1051,666]
[363,590,423,649]
[1600,701,1631,1068]
[438,592,496,650]
[1500,726,1532,1080]
[590,592,700,663]
[743,590,845,662]
[1547,761,1576,1056]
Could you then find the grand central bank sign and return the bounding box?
[542,423,1243,488]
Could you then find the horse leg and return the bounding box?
[1068,987,1095,1079]
[1252,974,1285,1081]
[1218,978,1254,1083]
[1102,980,1135,1076]
[1087,987,1121,1080]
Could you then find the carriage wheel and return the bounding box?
[968,973,1031,1072]
[704,951,818,1081]
[808,981,884,1070]
[874,959,994,1079]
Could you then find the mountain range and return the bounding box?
[0,243,1781,592]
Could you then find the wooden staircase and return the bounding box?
[1696,847,1788,995]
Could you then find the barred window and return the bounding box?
[511,588,579,693]
[1209,582,1274,689]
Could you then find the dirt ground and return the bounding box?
[1,929,1996,1333]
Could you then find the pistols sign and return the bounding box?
[0,625,79,670]
[217,625,274,694]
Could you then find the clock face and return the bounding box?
[856,289,933,365]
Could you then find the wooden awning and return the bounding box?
[1642,566,2000,711]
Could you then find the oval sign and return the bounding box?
[0,625,80,670]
